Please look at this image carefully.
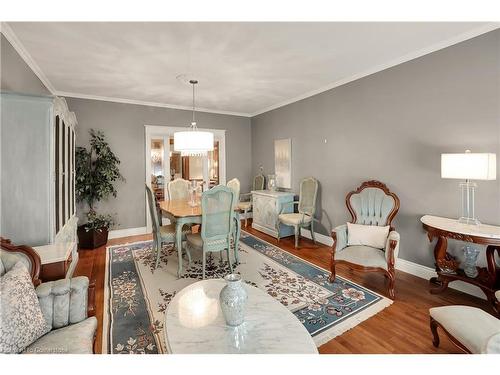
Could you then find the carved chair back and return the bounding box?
[226,178,241,211]
[298,177,319,217]
[0,237,42,286]
[346,180,400,229]
[253,174,265,191]
[201,186,234,248]
[167,178,190,200]
[145,184,161,235]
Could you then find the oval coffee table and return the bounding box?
[165,279,318,354]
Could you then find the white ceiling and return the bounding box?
[4,22,498,116]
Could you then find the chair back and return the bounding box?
[145,184,161,234]
[227,178,241,210]
[167,178,190,200]
[201,185,234,246]
[0,237,41,286]
[346,180,400,228]
[253,174,265,191]
[298,177,319,216]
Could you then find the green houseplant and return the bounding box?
[76,129,124,249]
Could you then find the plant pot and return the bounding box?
[77,225,109,249]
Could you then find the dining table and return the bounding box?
[159,198,241,277]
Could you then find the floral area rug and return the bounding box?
[103,231,392,353]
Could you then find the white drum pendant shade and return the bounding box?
[174,130,214,156]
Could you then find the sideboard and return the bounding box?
[252,190,294,239]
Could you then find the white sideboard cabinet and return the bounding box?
[251,190,295,239]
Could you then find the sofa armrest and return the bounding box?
[385,230,400,264]
[332,224,348,252]
[36,276,95,330]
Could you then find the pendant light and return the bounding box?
[174,79,214,156]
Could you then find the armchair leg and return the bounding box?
[310,221,316,244]
[277,222,281,243]
[294,225,299,248]
[387,269,396,300]
[244,208,248,227]
[329,262,336,283]
[430,317,440,348]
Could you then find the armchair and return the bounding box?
[237,173,265,227]
[277,177,319,248]
[0,238,97,354]
[329,180,400,299]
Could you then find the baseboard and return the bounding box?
[108,226,148,240]
[107,225,487,300]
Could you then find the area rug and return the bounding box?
[102,231,392,354]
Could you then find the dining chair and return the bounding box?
[186,185,234,279]
[329,180,400,299]
[238,174,265,227]
[167,178,190,200]
[277,177,319,248]
[227,178,241,263]
[145,185,191,270]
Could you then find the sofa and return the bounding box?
[0,238,97,354]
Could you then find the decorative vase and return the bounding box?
[219,274,248,327]
[463,246,480,278]
[268,174,276,191]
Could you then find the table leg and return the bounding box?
[176,221,183,278]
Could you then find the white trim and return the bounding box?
[108,226,148,240]
[56,91,251,118]
[0,22,56,93]
[250,23,500,116]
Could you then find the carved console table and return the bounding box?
[421,215,500,315]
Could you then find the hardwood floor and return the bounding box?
[74,220,493,354]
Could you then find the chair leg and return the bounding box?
[202,251,206,280]
[226,248,233,274]
[430,317,440,348]
[294,225,299,248]
[244,208,248,227]
[276,221,281,243]
[154,237,162,270]
[184,240,192,264]
[310,221,316,244]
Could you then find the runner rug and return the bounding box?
[103,231,392,353]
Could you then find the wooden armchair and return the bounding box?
[329,180,400,299]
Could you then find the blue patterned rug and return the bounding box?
[103,231,391,353]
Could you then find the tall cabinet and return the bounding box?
[1,93,78,278]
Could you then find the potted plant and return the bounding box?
[76,129,124,249]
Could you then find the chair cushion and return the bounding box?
[347,222,389,249]
[237,201,252,210]
[0,262,50,353]
[278,213,312,226]
[485,332,500,354]
[335,245,387,269]
[23,317,97,354]
[430,306,500,354]
[159,224,191,241]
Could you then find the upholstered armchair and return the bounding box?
[277,177,319,248]
[0,238,97,354]
[238,173,265,227]
[329,180,400,299]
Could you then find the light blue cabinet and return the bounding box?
[251,190,294,238]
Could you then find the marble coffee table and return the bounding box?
[164,279,318,354]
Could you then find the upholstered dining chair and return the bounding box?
[277,177,319,248]
[227,178,242,263]
[145,185,191,270]
[227,178,241,211]
[238,174,265,227]
[329,180,400,299]
[186,185,235,279]
[167,178,190,200]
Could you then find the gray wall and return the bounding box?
[66,98,252,230]
[0,34,51,96]
[251,30,500,268]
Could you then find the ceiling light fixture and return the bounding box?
[174,79,214,156]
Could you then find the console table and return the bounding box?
[421,215,500,315]
[252,190,294,239]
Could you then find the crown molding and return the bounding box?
[1,22,56,94]
[250,22,500,117]
[57,91,251,117]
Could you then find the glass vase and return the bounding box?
[463,246,480,278]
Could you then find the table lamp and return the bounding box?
[441,150,496,225]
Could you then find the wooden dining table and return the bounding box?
[159,199,241,277]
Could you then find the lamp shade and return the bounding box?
[441,152,496,180]
[174,130,214,156]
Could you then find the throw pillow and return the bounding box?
[347,222,390,249]
[0,262,49,353]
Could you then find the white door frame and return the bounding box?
[144,125,227,232]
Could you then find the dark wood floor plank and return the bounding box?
[74,220,493,354]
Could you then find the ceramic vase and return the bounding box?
[463,246,480,278]
[219,273,248,327]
